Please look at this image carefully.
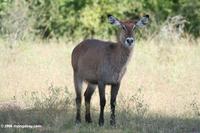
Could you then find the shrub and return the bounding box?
[0,0,200,40]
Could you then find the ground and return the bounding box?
[0,39,200,133]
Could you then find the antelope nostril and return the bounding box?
[127,38,134,44]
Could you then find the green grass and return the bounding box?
[0,38,200,132]
[0,107,200,133]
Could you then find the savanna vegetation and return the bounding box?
[0,0,200,133]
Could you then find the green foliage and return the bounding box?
[0,0,12,33]
[178,0,200,38]
[0,0,200,40]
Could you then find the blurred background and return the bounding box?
[0,0,200,132]
[0,0,200,42]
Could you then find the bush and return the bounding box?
[0,0,200,40]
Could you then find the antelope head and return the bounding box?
[108,14,149,48]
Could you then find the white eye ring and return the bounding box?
[121,25,127,31]
[132,25,136,31]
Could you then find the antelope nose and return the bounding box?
[126,38,134,44]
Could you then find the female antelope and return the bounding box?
[71,14,149,126]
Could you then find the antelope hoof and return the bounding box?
[85,114,92,123]
[99,119,104,126]
[110,119,116,127]
[75,118,81,124]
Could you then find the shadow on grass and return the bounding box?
[0,107,74,133]
[0,107,200,133]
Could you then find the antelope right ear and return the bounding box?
[136,15,150,28]
[108,14,121,27]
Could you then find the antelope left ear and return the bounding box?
[136,15,150,28]
[108,14,121,27]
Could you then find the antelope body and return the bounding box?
[71,14,149,126]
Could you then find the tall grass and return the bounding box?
[0,36,200,132]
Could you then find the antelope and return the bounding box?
[71,14,149,126]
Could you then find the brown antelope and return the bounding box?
[71,14,149,126]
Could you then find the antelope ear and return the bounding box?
[136,15,150,28]
[108,14,121,27]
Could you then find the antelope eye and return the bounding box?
[122,25,127,31]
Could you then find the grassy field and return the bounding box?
[0,38,200,133]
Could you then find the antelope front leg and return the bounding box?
[98,82,106,126]
[110,83,120,126]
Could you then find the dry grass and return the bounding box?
[0,38,200,132]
